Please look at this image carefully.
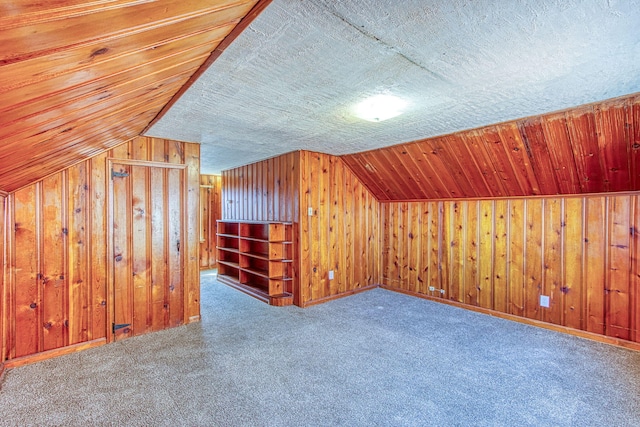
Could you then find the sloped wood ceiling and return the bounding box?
[343,94,640,201]
[0,0,264,194]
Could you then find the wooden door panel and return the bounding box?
[112,162,185,341]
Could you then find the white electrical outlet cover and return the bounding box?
[308,207,313,216]
[540,295,550,308]
[328,270,334,280]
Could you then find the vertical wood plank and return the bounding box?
[542,198,562,325]
[67,163,90,345]
[399,202,409,291]
[448,201,465,303]
[131,165,149,335]
[478,200,494,309]
[167,168,183,327]
[508,199,525,317]
[607,196,631,339]
[564,197,584,330]
[13,184,40,357]
[407,202,420,293]
[524,199,543,320]
[463,200,479,306]
[150,168,167,331]
[89,152,107,340]
[493,199,509,313]
[342,170,353,293]
[41,173,66,351]
[352,161,363,290]
[584,197,606,335]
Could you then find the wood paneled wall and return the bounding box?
[222,152,300,222]
[381,193,640,343]
[298,151,380,306]
[200,175,222,270]
[1,136,200,362]
[222,151,380,306]
[343,94,640,200]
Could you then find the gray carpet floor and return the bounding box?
[1,271,639,426]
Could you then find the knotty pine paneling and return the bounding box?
[222,152,299,223]
[299,151,380,306]
[200,175,222,270]
[343,94,640,200]
[0,0,264,194]
[381,193,640,344]
[221,151,380,306]
[2,136,200,362]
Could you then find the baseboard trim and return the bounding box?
[4,338,107,369]
[302,284,378,308]
[381,286,640,352]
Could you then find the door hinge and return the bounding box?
[111,169,130,179]
[112,322,131,333]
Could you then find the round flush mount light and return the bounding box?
[354,94,407,122]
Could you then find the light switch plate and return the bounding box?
[328,270,334,280]
[308,207,313,216]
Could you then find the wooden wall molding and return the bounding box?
[3,338,106,369]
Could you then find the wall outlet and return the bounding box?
[540,295,550,308]
[429,286,435,292]
[439,289,445,295]
[328,270,334,280]
[308,207,313,216]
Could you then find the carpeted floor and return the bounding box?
[1,271,640,426]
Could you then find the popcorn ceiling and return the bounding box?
[146,0,640,174]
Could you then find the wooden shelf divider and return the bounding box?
[216,220,294,306]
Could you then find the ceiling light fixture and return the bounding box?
[354,94,407,122]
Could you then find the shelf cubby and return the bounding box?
[217,220,294,306]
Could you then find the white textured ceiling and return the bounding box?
[146,0,640,175]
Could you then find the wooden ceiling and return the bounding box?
[0,0,266,194]
[342,94,640,201]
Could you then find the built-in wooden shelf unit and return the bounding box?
[216,220,294,306]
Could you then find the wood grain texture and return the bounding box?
[2,136,199,360]
[381,193,640,344]
[222,150,380,307]
[343,94,640,201]
[200,175,222,270]
[0,0,260,194]
[298,151,380,306]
